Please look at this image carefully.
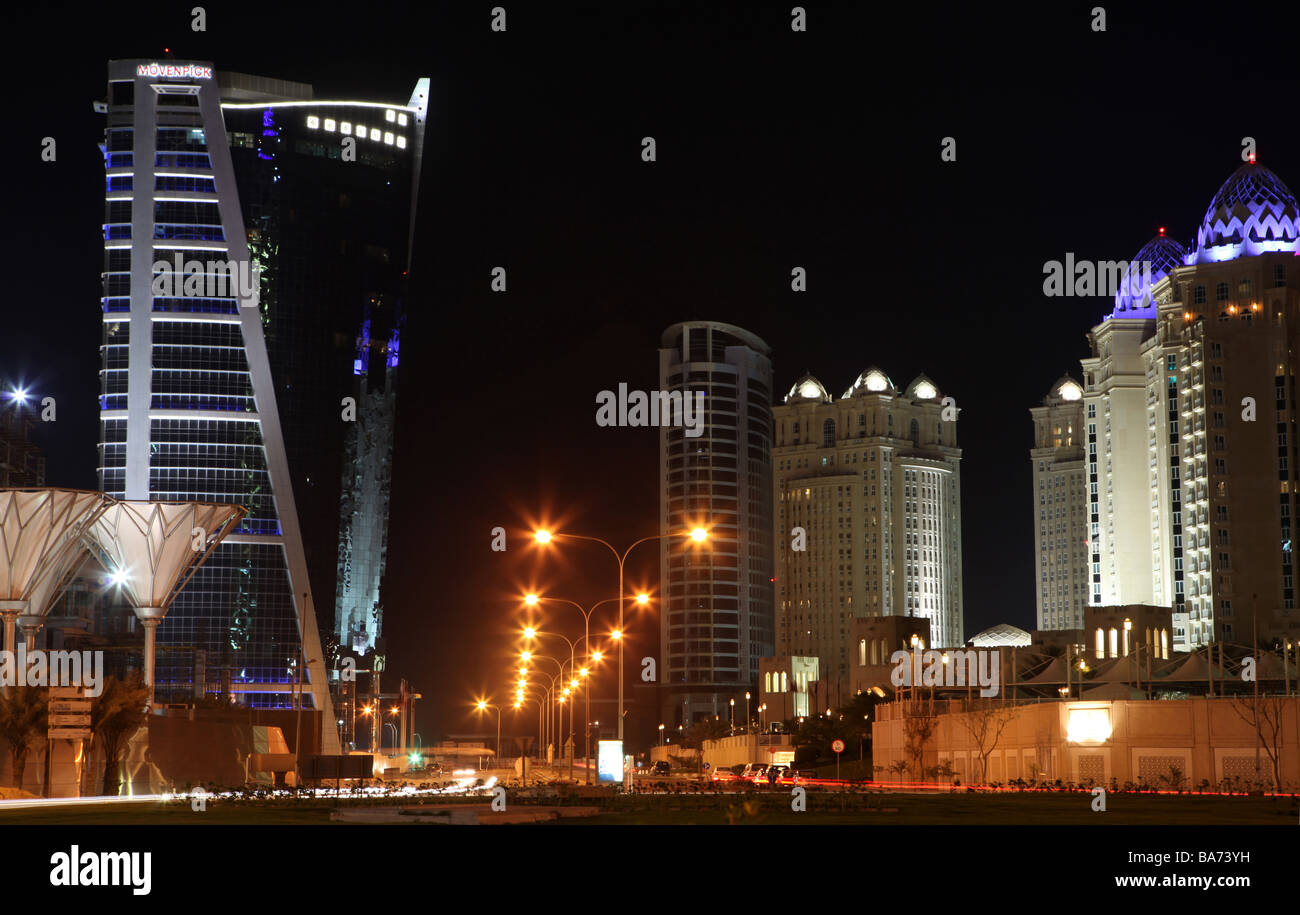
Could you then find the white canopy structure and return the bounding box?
[83,500,247,703]
[0,489,111,653]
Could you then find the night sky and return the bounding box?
[5,0,1300,739]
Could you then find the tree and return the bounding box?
[957,698,1020,784]
[91,672,150,797]
[901,700,936,779]
[0,686,49,791]
[1228,694,1286,789]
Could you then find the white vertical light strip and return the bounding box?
[199,76,340,751]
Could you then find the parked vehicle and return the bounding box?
[766,764,792,784]
[740,763,769,783]
[651,760,671,776]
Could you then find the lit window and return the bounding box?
[370,128,381,141]
[323,119,336,131]
[383,131,394,145]
[398,113,408,126]
[306,116,320,129]
[340,122,352,135]
[385,109,396,122]
[396,136,407,149]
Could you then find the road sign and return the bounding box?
[48,728,92,740]
[49,714,92,727]
[50,700,93,713]
[50,686,90,699]
[831,739,845,754]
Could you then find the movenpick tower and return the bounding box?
[98,59,427,739]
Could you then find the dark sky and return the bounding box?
[5,0,1300,739]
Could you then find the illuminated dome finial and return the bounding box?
[784,373,831,404]
[1187,161,1300,264]
[1111,232,1186,318]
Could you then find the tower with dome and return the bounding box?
[1033,158,1300,652]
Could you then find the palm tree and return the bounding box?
[90,672,150,796]
[0,686,50,791]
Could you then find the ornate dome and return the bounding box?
[1049,375,1083,402]
[1111,231,1186,318]
[842,367,895,399]
[784,373,831,403]
[969,623,1032,648]
[1188,161,1300,264]
[904,374,939,400]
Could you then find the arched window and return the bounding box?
[823,419,836,447]
[1108,627,1118,658]
[1216,281,1228,302]
[868,639,877,665]
[764,671,772,693]
[1095,628,1105,659]
[1160,629,1168,659]
[780,671,788,693]
[910,418,920,446]
[1193,284,1206,305]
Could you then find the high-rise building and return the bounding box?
[1038,161,1300,651]
[0,401,45,487]
[1029,376,1088,630]
[658,321,774,728]
[335,302,402,656]
[772,367,963,701]
[98,59,426,739]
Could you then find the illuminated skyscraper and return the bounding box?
[98,60,427,740]
[1037,161,1300,651]
[1029,376,1088,631]
[658,322,774,727]
[773,368,964,702]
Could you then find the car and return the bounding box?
[711,763,744,782]
[650,760,671,776]
[766,764,792,783]
[739,763,769,783]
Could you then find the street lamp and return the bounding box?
[658,723,665,745]
[534,526,708,741]
[475,699,502,761]
[744,691,751,731]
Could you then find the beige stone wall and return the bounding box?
[872,696,1300,787]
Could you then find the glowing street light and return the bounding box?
[524,593,539,606]
[523,627,537,640]
[475,699,502,758]
[532,526,709,742]
[636,592,649,605]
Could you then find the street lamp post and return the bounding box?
[475,700,502,762]
[535,527,707,743]
[524,594,619,784]
[745,691,751,732]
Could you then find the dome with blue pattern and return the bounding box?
[1111,232,1187,318]
[1187,161,1300,264]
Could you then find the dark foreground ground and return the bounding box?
[0,787,1295,825]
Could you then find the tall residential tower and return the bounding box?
[658,321,774,728]
[773,368,963,702]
